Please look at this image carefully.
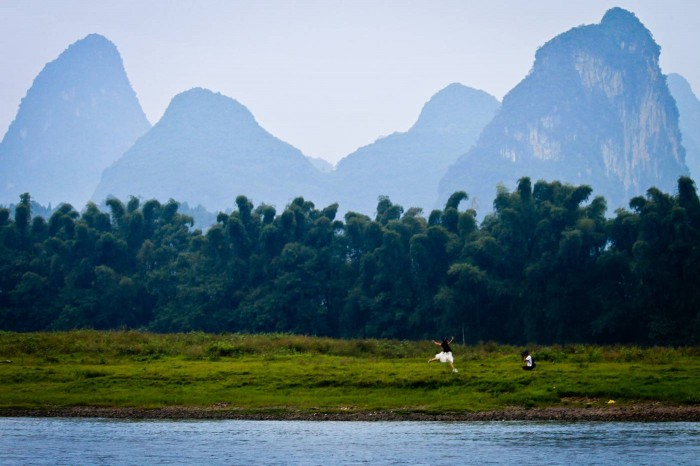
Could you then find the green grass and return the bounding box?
[0,331,698,415]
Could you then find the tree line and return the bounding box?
[1,176,699,345]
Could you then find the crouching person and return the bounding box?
[521,350,536,370]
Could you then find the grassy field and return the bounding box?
[0,331,698,416]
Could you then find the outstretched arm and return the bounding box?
[431,340,441,347]
[448,336,455,344]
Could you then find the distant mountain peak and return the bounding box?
[164,87,258,129]
[668,73,695,95]
[69,33,117,51]
[0,33,150,207]
[600,7,659,54]
[34,34,124,86]
[532,7,659,77]
[330,84,499,215]
[601,7,646,31]
[170,87,238,107]
[92,88,323,212]
[410,83,499,133]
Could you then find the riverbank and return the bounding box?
[2,403,699,422]
[1,332,698,418]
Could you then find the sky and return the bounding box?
[1,0,699,165]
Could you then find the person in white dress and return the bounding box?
[428,336,458,373]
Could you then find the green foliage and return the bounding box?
[1,178,699,345]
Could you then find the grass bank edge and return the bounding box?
[1,331,698,411]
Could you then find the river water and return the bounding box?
[1,418,698,465]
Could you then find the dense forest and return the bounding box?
[1,176,699,345]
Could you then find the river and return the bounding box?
[1,418,698,465]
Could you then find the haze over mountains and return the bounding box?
[329,84,499,215]
[668,73,700,182]
[1,7,699,222]
[0,34,150,207]
[93,87,325,213]
[439,7,689,212]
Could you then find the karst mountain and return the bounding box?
[439,8,689,213]
[330,83,499,215]
[92,88,326,212]
[0,34,150,207]
[3,8,698,221]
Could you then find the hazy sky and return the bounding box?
[1,0,699,164]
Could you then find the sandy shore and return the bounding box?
[2,404,699,422]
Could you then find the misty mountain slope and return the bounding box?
[668,73,700,182]
[439,8,689,214]
[93,88,326,212]
[307,156,333,173]
[330,83,499,215]
[0,34,151,207]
